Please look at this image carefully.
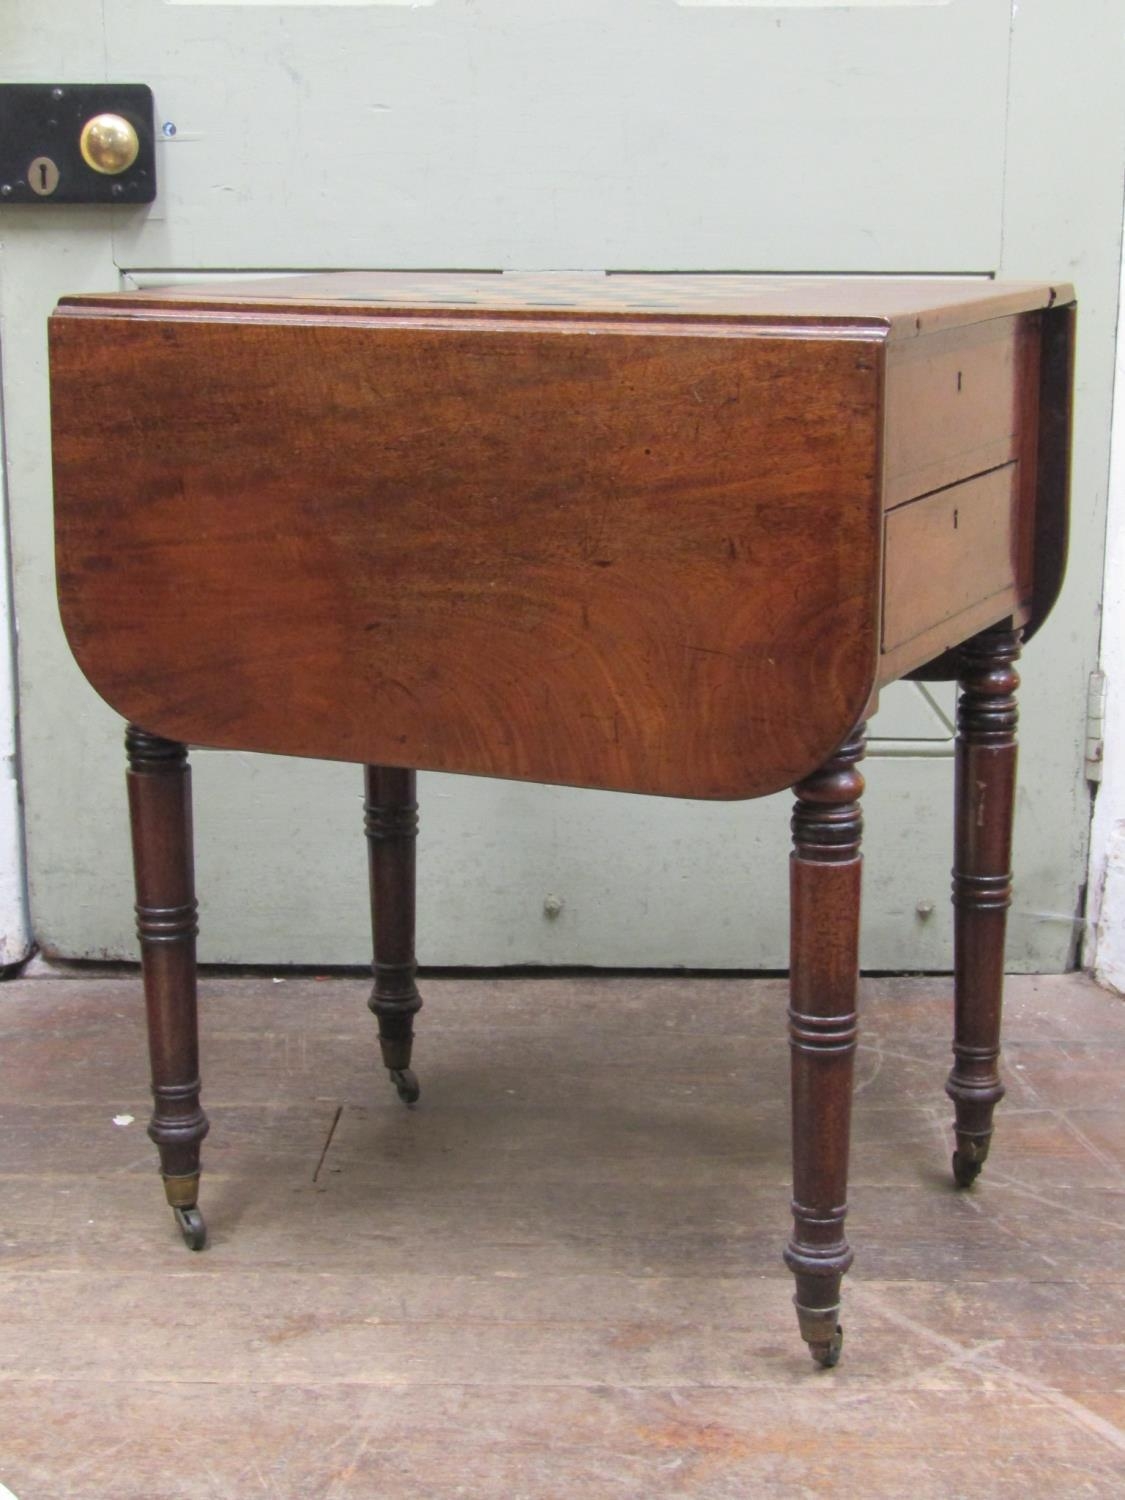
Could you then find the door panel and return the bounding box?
[106,0,1010,272]
[2,0,1120,971]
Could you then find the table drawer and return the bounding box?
[882,464,1020,654]
[883,317,1028,508]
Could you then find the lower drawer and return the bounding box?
[882,464,1021,654]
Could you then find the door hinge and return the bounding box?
[1086,670,1106,784]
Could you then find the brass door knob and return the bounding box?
[79,113,139,175]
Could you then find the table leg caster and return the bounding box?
[808,1325,844,1369]
[952,1149,983,1189]
[794,1297,845,1369]
[389,1067,420,1105]
[173,1204,207,1250]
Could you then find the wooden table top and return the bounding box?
[63,271,1070,339]
[50,274,1074,800]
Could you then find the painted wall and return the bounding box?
[1,2,1123,974]
[1088,201,1125,995]
[0,360,30,967]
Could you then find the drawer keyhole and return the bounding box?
[953,508,959,530]
[956,370,963,392]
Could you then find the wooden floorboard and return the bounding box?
[1,971,1123,1497]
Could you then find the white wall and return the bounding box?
[2,2,1122,973]
[1088,202,1125,995]
[0,335,31,967]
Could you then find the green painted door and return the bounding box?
[1,1,1119,969]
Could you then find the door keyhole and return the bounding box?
[27,155,60,197]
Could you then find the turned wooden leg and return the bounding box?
[948,627,1021,1188]
[364,766,423,1105]
[125,725,209,1250]
[783,724,865,1368]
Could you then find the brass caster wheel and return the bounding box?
[389,1067,420,1105]
[173,1205,207,1251]
[808,1325,843,1369]
[952,1151,983,1189]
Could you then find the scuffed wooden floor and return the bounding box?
[1,969,1123,1498]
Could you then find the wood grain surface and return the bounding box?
[881,465,1023,656]
[61,269,1070,339]
[1,969,1122,1498]
[52,311,883,798]
[50,274,1073,795]
[882,316,1029,508]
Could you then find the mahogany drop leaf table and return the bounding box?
[48,272,1075,1366]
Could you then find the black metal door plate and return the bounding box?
[0,83,156,205]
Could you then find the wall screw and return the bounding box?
[162,121,177,137]
[915,900,935,919]
[543,895,564,919]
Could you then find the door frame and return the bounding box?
[1087,199,1125,994]
[0,334,32,968]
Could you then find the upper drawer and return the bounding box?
[883,316,1037,508]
